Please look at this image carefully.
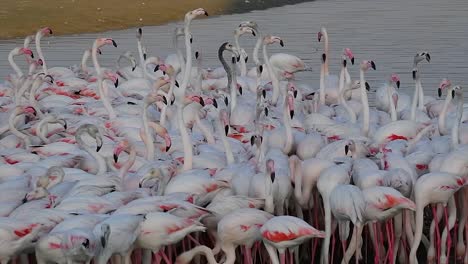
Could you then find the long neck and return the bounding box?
[92,42,102,76]
[234,34,247,76]
[218,48,232,96]
[451,94,463,149]
[319,62,326,105]
[178,105,193,171]
[173,32,185,77]
[323,30,329,75]
[37,116,52,144]
[81,50,90,73]
[264,243,280,264]
[137,39,145,69]
[178,246,218,264]
[230,58,238,112]
[8,52,23,77]
[142,101,155,160]
[386,84,397,122]
[360,69,370,137]
[410,76,419,121]
[16,77,33,105]
[195,114,215,144]
[178,20,193,103]
[35,32,48,74]
[283,99,293,154]
[98,76,117,119]
[438,86,454,136]
[291,156,306,206]
[9,109,30,149]
[77,133,107,175]
[253,34,262,66]
[338,62,345,95]
[263,44,280,105]
[118,145,136,179]
[417,73,424,111]
[216,119,235,165]
[340,85,357,123]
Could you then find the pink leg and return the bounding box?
[433,205,441,264]
[444,205,453,262]
[331,232,336,264]
[289,249,293,264]
[374,223,380,264]
[280,252,286,264]
[187,234,201,246]
[160,248,171,264]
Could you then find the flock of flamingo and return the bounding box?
[0,6,467,264]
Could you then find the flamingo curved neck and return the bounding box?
[37,116,55,143]
[438,85,454,136]
[283,99,293,154]
[142,101,155,161]
[417,75,424,111]
[177,19,193,103]
[137,39,146,73]
[8,52,23,77]
[92,42,102,76]
[9,109,31,149]
[35,32,48,74]
[230,57,238,112]
[338,62,345,95]
[216,119,234,165]
[253,33,263,66]
[77,133,107,175]
[178,246,218,264]
[118,145,136,179]
[340,84,357,123]
[195,114,215,144]
[98,77,117,119]
[173,31,185,76]
[360,69,370,137]
[234,34,247,76]
[81,50,91,73]
[16,77,34,105]
[410,77,419,121]
[263,44,280,105]
[291,157,307,206]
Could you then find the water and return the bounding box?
[1,0,467,100]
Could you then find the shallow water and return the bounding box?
[1,0,468,100]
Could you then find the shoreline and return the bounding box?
[0,0,312,40]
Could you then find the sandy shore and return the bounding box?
[0,0,233,39]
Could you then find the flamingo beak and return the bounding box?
[22,194,28,203]
[132,66,136,71]
[252,31,256,37]
[96,143,102,152]
[438,88,442,98]
[239,86,243,95]
[294,90,298,98]
[199,97,205,107]
[351,57,355,65]
[224,125,229,136]
[322,53,326,63]
[213,99,218,108]
[425,53,431,62]
[343,59,347,67]
[262,89,266,99]
[63,121,68,130]
[371,61,376,70]
[204,10,209,16]
[396,81,400,89]
[175,80,179,88]
[224,97,229,106]
[114,78,119,87]
[279,40,284,47]
[164,134,172,152]
[452,90,455,99]
[154,64,159,72]
[112,40,118,47]
[290,110,294,119]
[412,70,417,80]
[245,56,248,63]
[270,172,276,183]
[365,82,370,91]
[143,53,147,60]
[195,51,199,59]
[345,145,349,155]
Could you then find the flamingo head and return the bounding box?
[19,47,34,58]
[103,71,119,87]
[138,167,164,188]
[266,159,276,183]
[361,60,376,71]
[113,139,129,163]
[287,83,298,98]
[186,8,208,21]
[21,106,37,117]
[24,187,49,203]
[414,51,430,65]
[40,27,53,36]
[390,73,400,89]
[237,26,255,37]
[382,193,416,211]
[438,78,452,97]
[154,76,170,90]
[37,59,44,66]
[453,85,463,98]
[95,38,117,49]
[263,35,284,47]
[344,48,354,65]
[345,140,356,156]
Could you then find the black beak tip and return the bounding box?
[139,183,143,188]
[452,90,455,99]
[371,61,376,70]
[213,99,218,108]
[345,145,349,155]
[290,110,294,119]
[154,65,159,72]
[175,80,179,88]
[22,196,28,203]
[351,57,355,65]
[204,11,209,16]
[112,40,117,47]
[224,97,229,106]
[162,96,168,105]
[166,145,171,152]
[245,56,248,63]
[199,97,205,107]
[396,81,400,89]
[262,89,266,99]
[239,87,243,95]
[101,237,106,248]
[143,53,147,60]
[138,28,142,35]
[190,37,193,44]
[426,54,431,62]
[114,79,119,87]
[132,66,136,72]
[195,51,199,59]
[31,53,34,59]
[438,88,442,98]
[270,172,276,183]
[250,136,255,146]
[365,82,370,91]
[224,125,229,136]
[252,32,256,37]
[293,90,298,98]
[64,122,67,130]
[113,154,118,163]
[97,145,102,152]
[258,65,263,74]
[322,53,326,63]
[279,40,284,47]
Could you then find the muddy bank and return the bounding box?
[0,0,312,39]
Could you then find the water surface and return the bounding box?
[1,0,467,100]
